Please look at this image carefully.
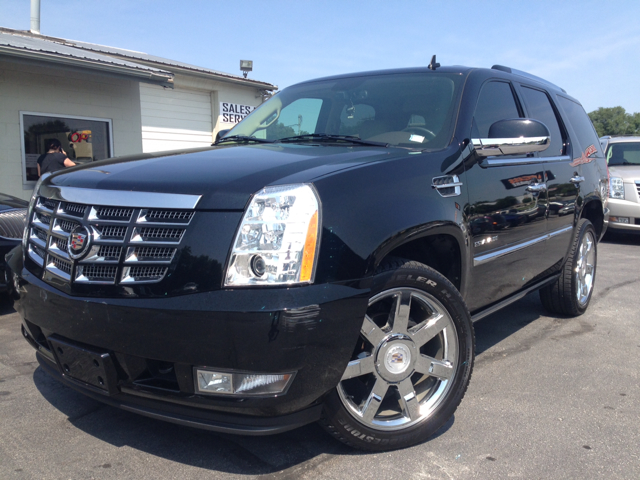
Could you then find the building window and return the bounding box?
[21,112,113,184]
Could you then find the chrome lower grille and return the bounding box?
[0,210,27,240]
[25,191,199,287]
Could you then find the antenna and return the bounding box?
[428,55,440,71]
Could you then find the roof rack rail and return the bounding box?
[491,65,566,93]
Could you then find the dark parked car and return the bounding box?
[7,62,608,451]
[0,193,28,294]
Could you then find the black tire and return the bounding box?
[540,219,597,316]
[319,258,474,451]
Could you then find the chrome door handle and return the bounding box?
[526,183,547,193]
[570,176,585,184]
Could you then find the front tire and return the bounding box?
[320,259,474,451]
[540,219,597,316]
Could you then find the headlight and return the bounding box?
[225,184,321,286]
[609,177,624,199]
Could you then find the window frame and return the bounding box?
[471,79,524,139]
[19,111,114,189]
[555,95,604,158]
[515,83,569,158]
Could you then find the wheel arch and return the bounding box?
[579,196,604,239]
[368,222,468,295]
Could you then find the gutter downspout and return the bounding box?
[30,0,41,34]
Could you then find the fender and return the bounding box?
[367,220,469,297]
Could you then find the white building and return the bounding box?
[0,27,276,201]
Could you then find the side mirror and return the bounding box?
[472,118,550,157]
[214,129,231,145]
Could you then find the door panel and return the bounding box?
[463,79,550,312]
[464,160,548,311]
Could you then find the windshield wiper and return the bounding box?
[214,135,274,145]
[276,134,389,147]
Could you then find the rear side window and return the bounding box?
[520,86,565,157]
[472,81,521,138]
[557,96,603,157]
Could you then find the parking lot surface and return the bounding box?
[1,234,639,480]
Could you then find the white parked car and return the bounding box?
[601,136,640,233]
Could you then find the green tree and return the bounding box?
[266,122,309,140]
[588,107,640,137]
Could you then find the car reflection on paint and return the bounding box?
[558,201,576,217]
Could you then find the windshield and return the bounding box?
[227,72,463,150]
[606,142,640,166]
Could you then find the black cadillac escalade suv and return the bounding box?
[6,62,609,451]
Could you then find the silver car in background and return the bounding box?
[601,136,640,233]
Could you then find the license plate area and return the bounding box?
[48,336,119,395]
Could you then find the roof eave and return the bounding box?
[0,45,174,87]
[124,59,277,90]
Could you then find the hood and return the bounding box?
[608,165,640,182]
[44,144,403,209]
[0,192,29,212]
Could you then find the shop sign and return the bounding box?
[220,102,255,124]
[68,130,92,143]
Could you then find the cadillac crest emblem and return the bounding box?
[68,226,92,259]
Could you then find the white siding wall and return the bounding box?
[140,84,213,152]
[0,59,143,201]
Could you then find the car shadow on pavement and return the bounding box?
[32,364,455,474]
[601,231,640,246]
[473,291,547,357]
[0,296,16,316]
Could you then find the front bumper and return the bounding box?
[9,248,369,434]
[606,198,640,233]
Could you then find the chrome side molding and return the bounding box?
[474,225,573,266]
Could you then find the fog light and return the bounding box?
[610,216,630,224]
[195,368,295,396]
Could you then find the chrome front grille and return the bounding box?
[35,227,48,243]
[635,181,640,197]
[91,206,134,221]
[132,227,185,243]
[26,192,198,287]
[62,202,87,217]
[96,225,127,239]
[138,209,194,223]
[0,210,27,240]
[57,219,80,233]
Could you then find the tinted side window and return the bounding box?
[557,96,603,156]
[520,86,564,157]
[472,81,521,137]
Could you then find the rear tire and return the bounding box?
[320,258,474,451]
[540,219,597,316]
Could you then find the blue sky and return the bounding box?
[3,0,640,114]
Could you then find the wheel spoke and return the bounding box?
[341,355,375,380]
[361,314,386,346]
[397,378,420,421]
[361,376,388,423]
[410,312,448,347]
[389,291,412,334]
[415,354,454,380]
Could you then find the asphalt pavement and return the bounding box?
[1,233,639,479]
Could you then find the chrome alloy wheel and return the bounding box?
[337,287,459,431]
[575,229,596,306]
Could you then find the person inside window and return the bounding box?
[37,139,76,177]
